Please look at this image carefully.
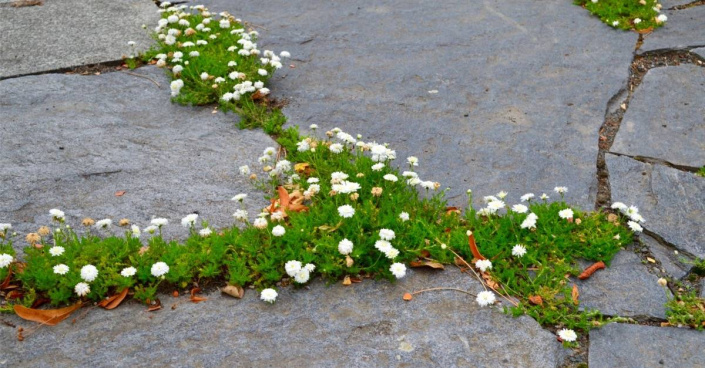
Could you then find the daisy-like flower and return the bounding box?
[371,163,385,171]
[294,268,310,283]
[399,212,410,222]
[144,225,158,234]
[634,18,642,24]
[329,143,344,153]
[253,217,268,229]
[121,267,137,277]
[487,200,505,213]
[231,193,247,202]
[50,209,65,222]
[309,124,318,130]
[475,259,492,272]
[338,239,353,255]
[540,193,549,200]
[476,290,496,307]
[557,329,577,342]
[497,191,508,199]
[484,195,499,203]
[383,174,398,182]
[336,132,356,144]
[280,51,291,58]
[53,264,69,275]
[285,260,302,277]
[374,240,393,253]
[49,246,65,257]
[239,165,250,176]
[80,265,99,282]
[379,229,395,241]
[151,262,169,278]
[512,244,527,257]
[389,262,406,278]
[95,219,112,229]
[0,223,12,232]
[384,247,400,259]
[181,213,199,228]
[554,186,568,195]
[296,140,310,152]
[307,177,320,184]
[200,72,209,81]
[272,225,286,237]
[170,79,184,96]
[260,288,277,303]
[338,205,355,218]
[407,156,419,166]
[627,221,643,233]
[233,209,248,222]
[307,184,321,194]
[189,51,200,57]
[258,69,268,76]
[199,228,212,237]
[521,213,538,230]
[0,254,14,268]
[521,193,535,202]
[305,263,315,272]
[131,225,141,238]
[656,14,667,23]
[611,202,628,211]
[558,208,574,220]
[612,20,619,26]
[271,211,285,222]
[511,204,528,213]
[75,282,91,297]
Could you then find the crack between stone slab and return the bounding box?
[606,152,702,174]
[643,229,699,260]
[593,46,704,210]
[668,0,705,10]
[0,60,126,82]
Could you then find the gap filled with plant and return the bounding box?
[574,0,668,32]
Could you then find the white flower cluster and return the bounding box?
[0,253,13,268]
[374,229,400,260]
[611,202,645,233]
[284,260,315,284]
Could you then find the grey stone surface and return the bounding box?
[607,154,705,258]
[576,251,669,319]
[663,0,699,7]
[0,0,158,78]
[0,67,275,253]
[701,279,705,298]
[694,47,705,59]
[589,323,705,368]
[611,65,705,168]
[642,234,691,279]
[639,6,705,54]
[0,268,568,367]
[202,0,637,210]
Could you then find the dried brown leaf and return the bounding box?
[409,260,445,270]
[14,303,82,326]
[342,276,352,286]
[528,295,543,306]
[115,190,126,197]
[98,288,129,310]
[468,233,486,260]
[402,293,413,301]
[572,284,579,305]
[221,285,245,299]
[345,255,354,268]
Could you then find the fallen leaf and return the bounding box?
[114,190,126,197]
[350,277,362,283]
[251,90,266,100]
[190,287,201,298]
[14,303,83,326]
[572,284,579,305]
[578,261,606,280]
[419,250,431,258]
[528,295,543,306]
[0,268,14,290]
[607,213,618,223]
[409,260,445,270]
[660,322,671,327]
[30,297,51,309]
[342,276,352,286]
[646,257,656,263]
[7,290,24,299]
[294,162,311,174]
[468,233,486,260]
[98,288,129,310]
[147,299,162,312]
[445,206,461,215]
[402,293,413,301]
[190,287,207,303]
[345,255,354,268]
[481,272,500,290]
[221,285,245,299]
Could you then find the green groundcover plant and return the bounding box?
[575,0,668,31]
[0,125,649,343]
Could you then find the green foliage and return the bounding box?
[697,166,705,178]
[666,291,705,330]
[574,0,667,31]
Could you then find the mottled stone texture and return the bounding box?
[639,6,705,54]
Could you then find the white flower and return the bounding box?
[384,247,399,259]
[219,19,230,28]
[260,288,277,303]
[239,165,250,176]
[144,225,158,234]
[189,51,200,57]
[379,229,395,241]
[656,14,667,23]
[258,69,268,76]
[557,329,577,342]
[309,124,318,130]
[231,193,247,202]
[50,208,65,222]
[181,213,199,228]
[307,177,319,184]
[0,254,14,268]
[611,202,628,211]
[634,18,642,24]
[305,263,315,272]
[329,143,344,153]
[338,239,353,255]
[399,212,410,222]
[131,225,141,238]
[294,268,310,283]
[172,65,183,74]
[233,209,248,222]
[512,244,527,257]
[53,264,69,275]
[402,171,418,178]
[75,282,91,297]
[165,34,176,45]
[336,132,356,144]
[332,181,361,194]
[477,208,491,217]
[0,223,11,232]
[520,193,535,202]
[484,195,499,203]
[274,160,291,173]
[612,20,619,26]
[285,260,302,277]
[374,240,393,253]
[254,81,264,89]
[383,174,398,182]
[296,140,310,152]
[540,193,549,200]
[521,213,538,229]
[167,14,179,23]
[307,184,321,194]
[371,163,385,171]
[487,200,505,213]
[280,51,291,58]
[497,191,508,199]
[271,211,285,222]
[476,290,496,307]
[511,204,528,213]
[170,79,184,96]
[338,205,355,218]
[475,259,492,272]
[80,265,99,282]
[121,267,137,277]
[200,72,209,81]
[331,172,349,183]
[272,225,286,237]
[558,208,574,219]
[554,187,568,194]
[151,262,169,277]
[95,219,112,229]
[628,221,643,233]
[49,246,65,257]
[389,263,406,278]
[407,156,419,166]
[253,217,268,229]
[199,228,213,237]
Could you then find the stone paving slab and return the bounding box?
[576,251,669,319]
[0,66,275,252]
[589,323,705,368]
[693,47,705,59]
[638,6,705,54]
[641,234,691,280]
[0,0,157,78]
[0,268,569,367]
[607,154,705,258]
[202,0,637,209]
[610,65,705,168]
